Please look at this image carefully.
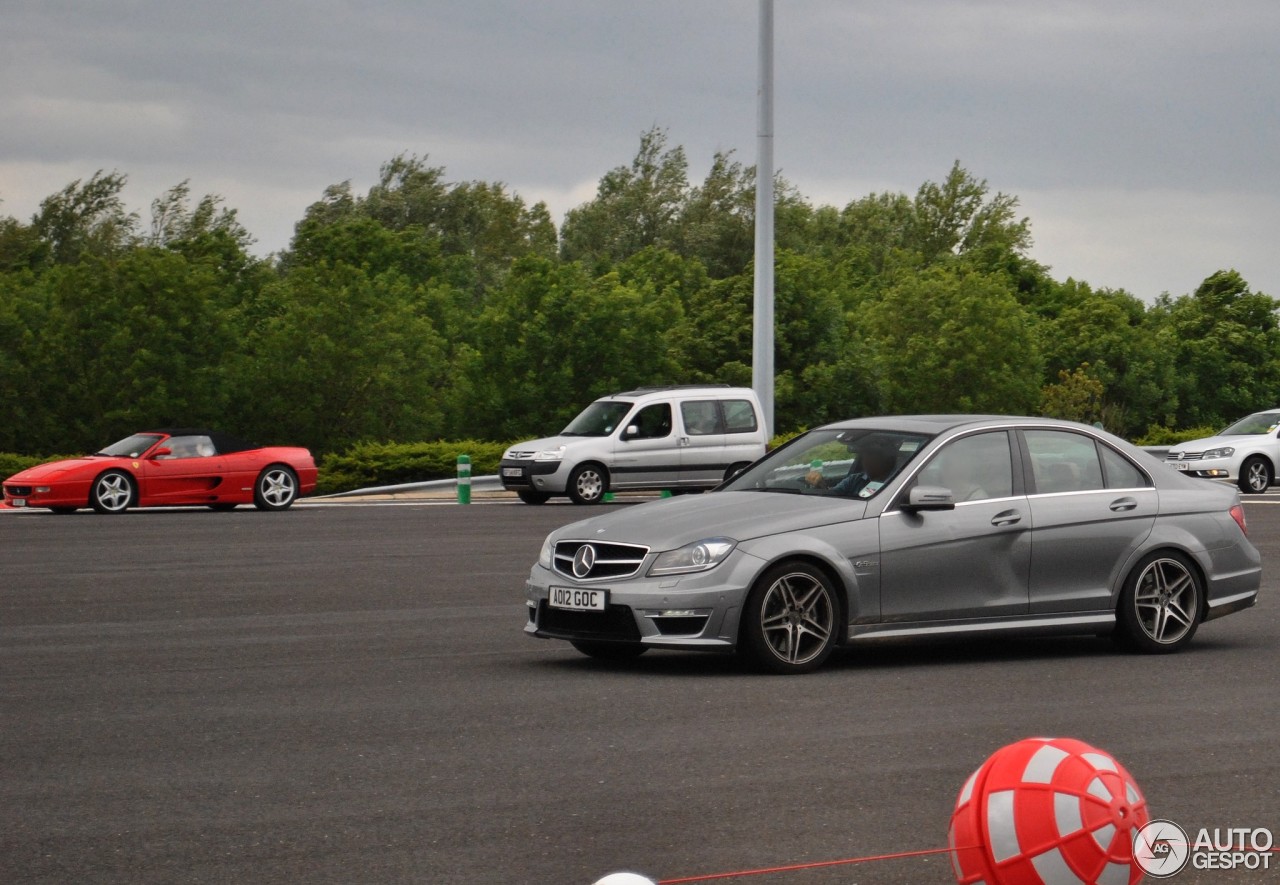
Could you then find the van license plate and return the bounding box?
[502,467,523,478]
[549,587,607,612]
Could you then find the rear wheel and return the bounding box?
[254,466,298,511]
[567,463,608,505]
[1116,551,1202,653]
[1238,455,1272,494]
[90,471,135,514]
[517,490,550,505]
[570,640,648,660]
[740,562,839,674]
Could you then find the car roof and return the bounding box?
[816,414,1098,435]
[599,385,756,400]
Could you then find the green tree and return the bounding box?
[1150,270,1280,428]
[559,127,690,271]
[460,256,684,438]
[30,171,139,266]
[858,265,1043,414]
[233,262,449,452]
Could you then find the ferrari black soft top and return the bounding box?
[148,428,260,455]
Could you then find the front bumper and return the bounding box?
[499,458,566,493]
[523,550,765,651]
[1166,456,1236,481]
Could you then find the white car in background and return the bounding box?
[1166,408,1280,493]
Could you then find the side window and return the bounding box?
[916,431,1013,502]
[629,403,672,440]
[1025,430,1105,493]
[681,401,721,436]
[722,399,759,434]
[1099,444,1150,489]
[159,435,215,459]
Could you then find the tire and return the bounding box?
[90,471,136,514]
[1237,455,1272,494]
[1116,551,1203,653]
[740,561,840,674]
[567,463,608,505]
[517,490,550,505]
[253,465,299,511]
[570,640,648,660]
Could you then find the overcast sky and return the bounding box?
[4,0,1278,301]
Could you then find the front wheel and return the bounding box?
[254,466,299,511]
[740,562,840,674]
[1116,551,1202,653]
[1238,455,1272,494]
[567,463,608,505]
[90,471,135,514]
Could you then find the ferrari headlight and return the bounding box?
[648,538,737,576]
[534,446,566,461]
[538,535,554,570]
[1202,447,1235,459]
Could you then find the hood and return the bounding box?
[6,457,103,482]
[503,435,587,456]
[551,490,868,551]
[1167,434,1238,454]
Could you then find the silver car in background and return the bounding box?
[524,415,1261,674]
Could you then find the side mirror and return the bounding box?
[149,447,172,459]
[900,485,956,513]
[622,424,640,440]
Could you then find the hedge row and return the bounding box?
[314,440,511,495]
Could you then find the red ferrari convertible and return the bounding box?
[2,429,318,513]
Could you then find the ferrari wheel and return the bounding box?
[254,465,299,511]
[90,471,135,514]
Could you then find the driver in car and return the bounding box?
[806,439,899,498]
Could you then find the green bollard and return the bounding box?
[457,454,471,504]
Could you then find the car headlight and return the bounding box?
[648,538,737,576]
[1202,447,1235,459]
[538,535,554,570]
[534,446,566,461]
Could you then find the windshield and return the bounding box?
[562,401,634,437]
[97,433,164,458]
[1219,411,1280,435]
[723,428,932,498]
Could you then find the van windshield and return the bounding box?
[562,401,634,437]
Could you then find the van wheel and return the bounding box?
[567,464,608,505]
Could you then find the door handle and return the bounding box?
[1109,497,1138,512]
[991,509,1022,526]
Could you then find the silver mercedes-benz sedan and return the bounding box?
[523,416,1261,674]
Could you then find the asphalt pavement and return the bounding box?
[2,495,1278,884]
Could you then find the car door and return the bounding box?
[609,402,678,490]
[877,430,1032,622]
[676,399,727,487]
[138,435,225,503]
[1021,429,1158,613]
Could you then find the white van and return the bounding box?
[499,386,768,504]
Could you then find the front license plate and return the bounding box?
[502,467,523,478]
[549,586,607,612]
[10,498,25,507]
[1171,462,1190,471]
